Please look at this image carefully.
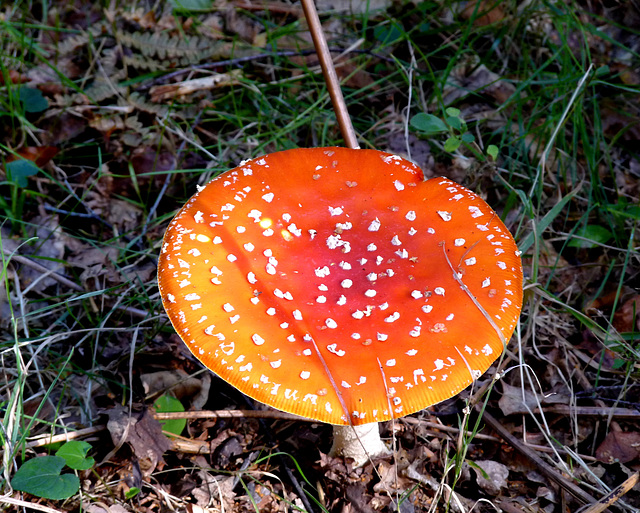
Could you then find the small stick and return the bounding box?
[579,472,639,513]
[300,0,359,149]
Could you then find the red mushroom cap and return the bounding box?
[158,148,523,425]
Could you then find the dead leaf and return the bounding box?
[596,430,640,464]
[613,295,640,333]
[471,460,509,495]
[461,1,506,26]
[7,146,59,167]
[498,382,539,416]
[107,406,172,476]
[141,369,211,409]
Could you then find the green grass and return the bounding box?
[1,0,639,510]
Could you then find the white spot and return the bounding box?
[318,284,329,291]
[316,296,327,303]
[247,272,257,284]
[187,248,201,257]
[364,289,377,298]
[252,334,265,346]
[270,360,282,369]
[411,290,423,299]
[227,254,237,262]
[339,261,352,270]
[469,206,484,218]
[482,344,494,356]
[437,211,452,222]
[328,206,343,216]
[408,227,418,236]
[482,278,491,288]
[267,308,276,316]
[222,303,234,312]
[337,295,347,305]
[262,192,274,203]
[446,313,454,321]
[366,273,377,282]
[434,359,444,370]
[352,310,365,319]
[325,318,338,329]
[377,333,388,341]
[263,229,274,236]
[315,266,330,278]
[368,218,381,231]
[229,315,240,324]
[409,327,421,337]
[465,257,477,266]
[422,305,433,313]
[244,242,255,252]
[384,312,400,323]
[497,261,507,270]
[194,211,204,223]
[394,180,405,191]
[293,310,303,320]
[213,236,223,244]
[386,359,396,366]
[351,333,361,340]
[391,235,402,246]
[327,343,345,356]
[407,349,418,356]
[185,293,201,301]
[236,226,246,234]
[454,238,465,246]
[167,294,176,303]
[367,243,377,251]
[300,371,311,380]
[435,287,445,296]
[341,279,353,288]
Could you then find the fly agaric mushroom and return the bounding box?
[158,147,523,466]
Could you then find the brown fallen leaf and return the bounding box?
[596,430,640,464]
[107,406,172,476]
[461,0,506,26]
[613,295,640,333]
[471,459,509,496]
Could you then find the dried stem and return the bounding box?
[300,0,359,149]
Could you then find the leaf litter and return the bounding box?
[1,0,639,512]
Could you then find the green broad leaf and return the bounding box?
[56,441,95,471]
[487,144,499,160]
[567,224,613,248]
[373,23,403,43]
[125,487,141,499]
[19,87,48,113]
[444,136,462,152]
[5,159,40,188]
[461,132,475,143]
[11,456,80,500]
[410,113,448,134]
[445,115,463,131]
[154,395,186,436]
[445,107,461,117]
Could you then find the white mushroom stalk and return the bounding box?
[330,423,390,467]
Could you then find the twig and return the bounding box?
[3,248,83,292]
[0,495,66,513]
[153,409,308,421]
[300,0,358,149]
[578,472,639,513]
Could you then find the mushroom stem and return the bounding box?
[329,423,390,467]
